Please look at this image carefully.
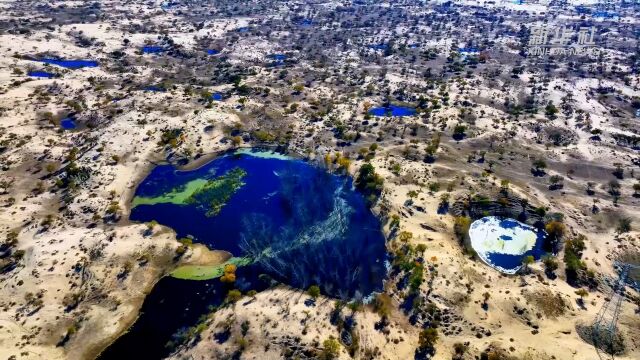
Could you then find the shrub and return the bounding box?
[542,254,558,274]
[453,216,471,244]
[372,293,392,318]
[225,289,242,303]
[617,217,632,233]
[418,327,438,350]
[307,285,320,299]
[320,337,341,360]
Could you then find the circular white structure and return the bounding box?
[469,216,545,274]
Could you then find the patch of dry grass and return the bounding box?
[523,289,570,318]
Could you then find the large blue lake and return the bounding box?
[99,149,387,359]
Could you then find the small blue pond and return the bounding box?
[142,46,165,54]
[368,105,417,117]
[206,49,220,55]
[60,118,77,130]
[267,54,287,67]
[297,18,313,27]
[575,5,590,14]
[28,70,56,78]
[237,27,250,33]
[369,44,389,50]
[211,93,223,101]
[459,47,479,53]
[144,85,166,92]
[38,59,98,69]
[268,54,287,61]
[161,1,178,10]
[99,150,388,359]
[593,11,618,18]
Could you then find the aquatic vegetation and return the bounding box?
[132,178,209,207]
[132,167,247,217]
[170,257,252,280]
[185,168,247,216]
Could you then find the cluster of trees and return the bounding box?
[415,327,439,358]
[320,337,341,359]
[564,235,587,285]
[355,163,383,205]
[158,128,183,148]
[1,230,24,274]
[324,152,351,173]
[424,133,441,163]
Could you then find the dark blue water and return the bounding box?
[268,54,287,61]
[594,11,617,18]
[369,44,389,50]
[60,118,77,130]
[368,105,416,117]
[100,151,388,359]
[131,152,387,293]
[142,46,165,54]
[144,86,166,92]
[161,1,178,10]
[28,70,56,78]
[297,18,313,27]
[99,266,269,360]
[206,49,220,55]
[459,47,479,53]
[237,27,250,33]
[576,5,590,14]
[38,59,98,69]
[211,93,223,101]
[267,54,287,67]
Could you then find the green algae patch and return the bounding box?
[185,167,247,216]
[131,179,209,207]
[170,257,252,280]
[131,167,247,217]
